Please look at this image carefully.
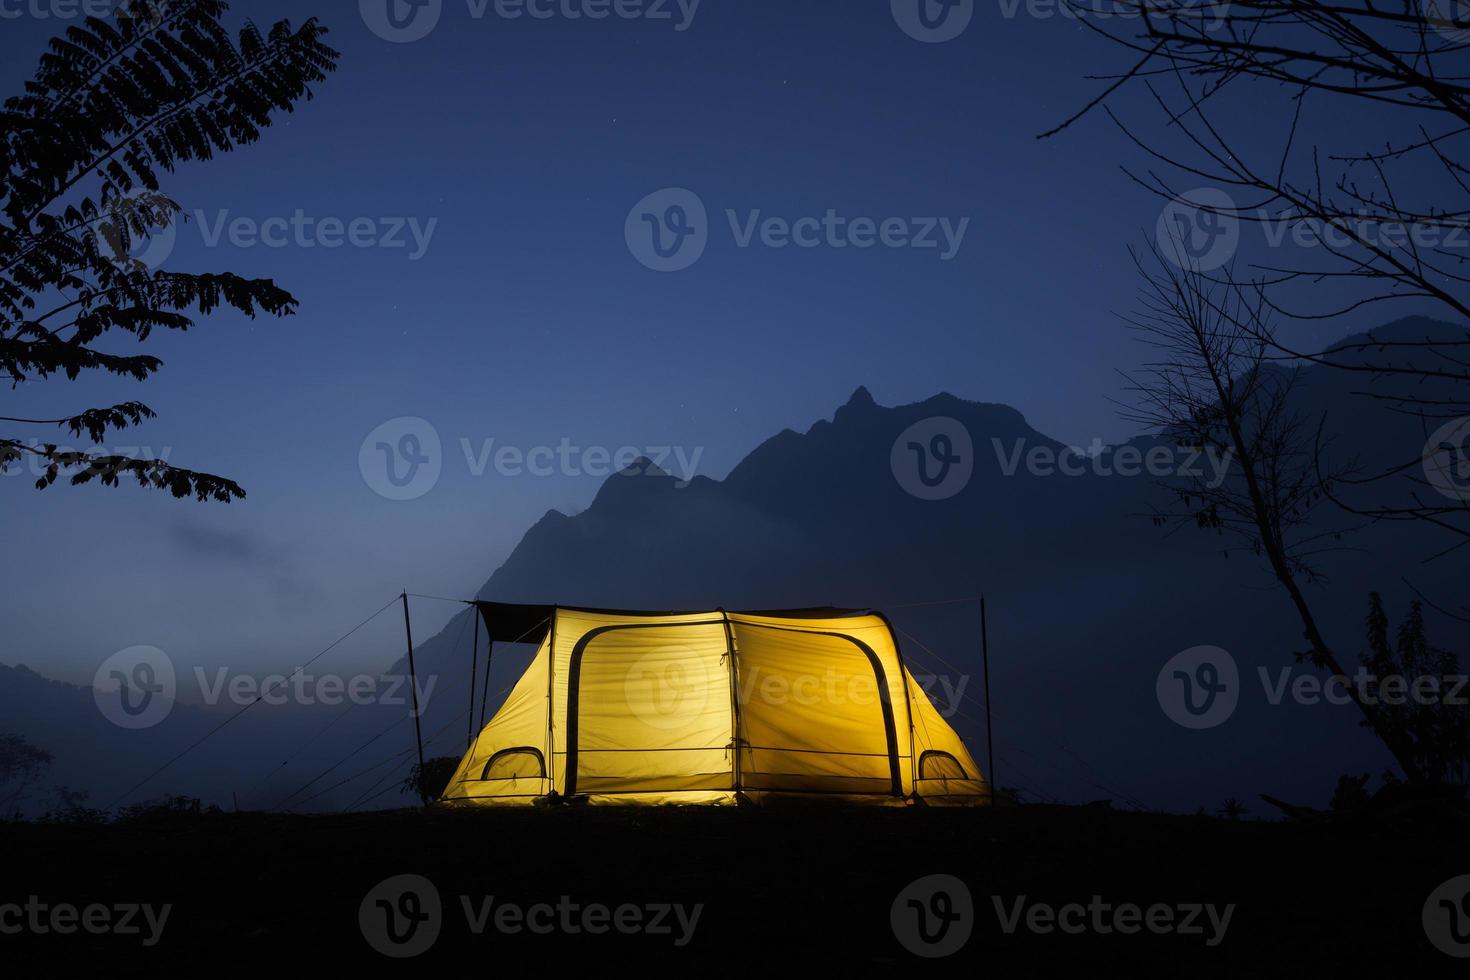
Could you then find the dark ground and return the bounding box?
[2,802,1467,975]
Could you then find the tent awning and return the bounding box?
[468,601,874,644]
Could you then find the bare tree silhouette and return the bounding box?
[1054,0,1470,546]
[1122,240,1428,782]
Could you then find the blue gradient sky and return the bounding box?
[0,0,1443,683]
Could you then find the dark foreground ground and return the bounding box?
[2,801,1468,976]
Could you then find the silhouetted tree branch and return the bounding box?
[1055,0,1470,544]
[1122,240,1428,783]
[0,0,338,501]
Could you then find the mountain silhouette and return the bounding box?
[398,316,1467,811]
[5,317,1464,813]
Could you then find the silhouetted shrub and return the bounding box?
[404,756,461,803]
[1330,774,1371,812]
[117,795,222,823]
[40,786,109,825]
[1360,594,1470,786]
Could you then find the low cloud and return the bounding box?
[169,522,316,608]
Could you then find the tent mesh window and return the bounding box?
[919,750,967,780]
[481,747,546,781]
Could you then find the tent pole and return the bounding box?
[546,609,557,797]
[981,595,995,797]
[719,610,742,797]
[478,609,494,733]
[401,592,428,806]
[467,604,479,751]
[878,611,920,802]
[895,642,919,801]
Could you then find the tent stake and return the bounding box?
[401,592,428,806]
[981,595,995,798]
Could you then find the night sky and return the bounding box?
[0,0,1440,682]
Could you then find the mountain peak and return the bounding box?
[835,385,878,423]
[619,455,669,479]
[584,455,677,513]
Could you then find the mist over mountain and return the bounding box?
[5,317,1465,814]
[399,315,1470,812]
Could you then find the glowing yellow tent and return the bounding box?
[441,604,988,807]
